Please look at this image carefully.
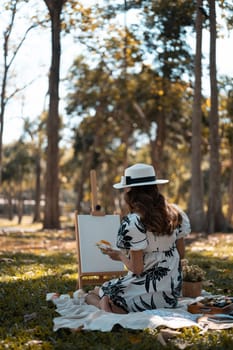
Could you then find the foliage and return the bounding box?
[1,0,233,231]
[0,222,233,349]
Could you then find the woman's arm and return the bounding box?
[105,248,144,275]
[176,237,185,259]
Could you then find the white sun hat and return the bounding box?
[113,163,169,189]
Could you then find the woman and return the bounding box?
[85,163,191,313]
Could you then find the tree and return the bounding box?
[0,0,36,184]
[190,1,205,232]
[21,113,46,223]
[2,141,34,223]
[207,0,226,232]
[97,0,195,171]
[226,90,233,225]
[136,0,195,170]
[43,0,66,229]
[66,49,193,212]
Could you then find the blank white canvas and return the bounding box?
[77,214,125,273]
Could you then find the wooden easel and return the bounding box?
[74,170,125,289]
[90,169,105,216]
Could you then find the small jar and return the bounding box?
[73,289,86,305]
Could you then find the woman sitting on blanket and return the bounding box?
[85,163,191,314]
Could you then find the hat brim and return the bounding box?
[113,179,169,189]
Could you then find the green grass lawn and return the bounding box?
[0,219,233,349]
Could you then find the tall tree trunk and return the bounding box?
[0,9,12,186]
[190,0,205,232]
[17,198,24,224]
[207,0,226,233]
[152,112,166,175]
[227,142,233,225]
[0,66,7,186]
[33,153,41,222]
[7,191,13,220]
[43,0,65,229]
[75,162,91,213]
[226,90,233,225]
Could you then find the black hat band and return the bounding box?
[125,176,156,185]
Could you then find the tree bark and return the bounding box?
[43,0,65,228]
[152,112,166,176]
[227,142,233,225]
[190,0,205,232]
[33,152,41,222]
[207,0,226,233]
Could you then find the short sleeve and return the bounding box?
[176,209,191,239]
[117,213,148,251]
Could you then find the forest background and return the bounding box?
[0,0,233,234]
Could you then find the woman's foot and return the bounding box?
[85,291,100,308]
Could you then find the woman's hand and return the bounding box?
[105,248,122,261]
[106,248,144,275]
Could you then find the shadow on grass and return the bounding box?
[186,252,233,294]
[0,250,77,267]
[0,250,233,349]
[0,228,76,241]
[0,274,178,350]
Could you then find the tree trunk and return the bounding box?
[75,164,90,213]
[152,112,166,175]
[43,0,65,229]
[207,0,226,233]
[227,142,233,225]
[17,197,24,224]
[190,0,205,232]
[7,192,13,220]
[0,27,9,186]
[33,153,41,222]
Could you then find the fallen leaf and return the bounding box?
[24,312,37,322]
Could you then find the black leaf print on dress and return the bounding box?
[113,295,128,313]
[162,291,177,307]
[164,246,175,258]
[174,261,183,297]
[135,217,146,234]
[101,278,129,312]
[102,278,126,297]
[133,265,170,292]
[117,217,132,249]
[178,223,183,234]
[132,302,145,312]
[132,294,157,311]
[171,275,182,298]
[139,296,153,309]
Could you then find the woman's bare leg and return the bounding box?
[99,295,127,314]
[85,288,128,314]
[85,292,100,308]
[99,296,113,312]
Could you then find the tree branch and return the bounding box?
[7,24,38,70]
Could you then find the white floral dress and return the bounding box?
[99,209,191,312]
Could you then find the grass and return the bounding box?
[0,217,233,349]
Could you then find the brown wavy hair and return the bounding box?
[124,185,182,236]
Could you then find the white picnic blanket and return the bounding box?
[46,291,233,332]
